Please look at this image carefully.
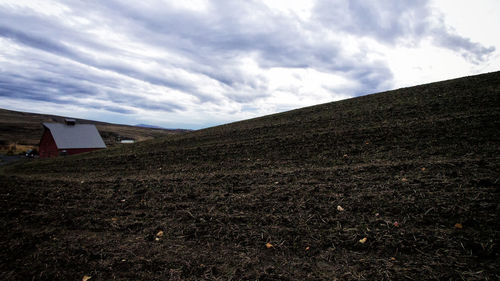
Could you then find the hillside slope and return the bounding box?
[0,108,188,153]
[1,71,499,280]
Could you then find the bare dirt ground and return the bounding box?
[1,72,499,280]
[0,155,25,166]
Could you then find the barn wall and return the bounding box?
[39,129,58,158]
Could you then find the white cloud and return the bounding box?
[0,0,497,129]
[261,0,314,20]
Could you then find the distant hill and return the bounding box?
[135,123,190,131]
[135,123,165,129]
[0,108,189,153]
[1,71,499,280]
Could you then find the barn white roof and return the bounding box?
[43,123,106,149]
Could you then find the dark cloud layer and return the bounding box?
[0,0,495,128]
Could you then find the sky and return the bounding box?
[0,0,498,129]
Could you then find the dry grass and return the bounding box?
[0,143,35,155]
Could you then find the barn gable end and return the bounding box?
[39,128,59,158]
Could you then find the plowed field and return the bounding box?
[1,72,499,280]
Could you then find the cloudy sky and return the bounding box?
[0,0,498,129]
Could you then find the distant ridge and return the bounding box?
[0,108,188,152]
[135,123,191,131]
[135,124,165,129]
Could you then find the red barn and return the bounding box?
[39,119,106,158]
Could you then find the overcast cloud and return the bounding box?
[0,0,498,129]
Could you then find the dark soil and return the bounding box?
[1,72,499,280]
[0,155,25,166]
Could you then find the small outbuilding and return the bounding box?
[39,119,106,158]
